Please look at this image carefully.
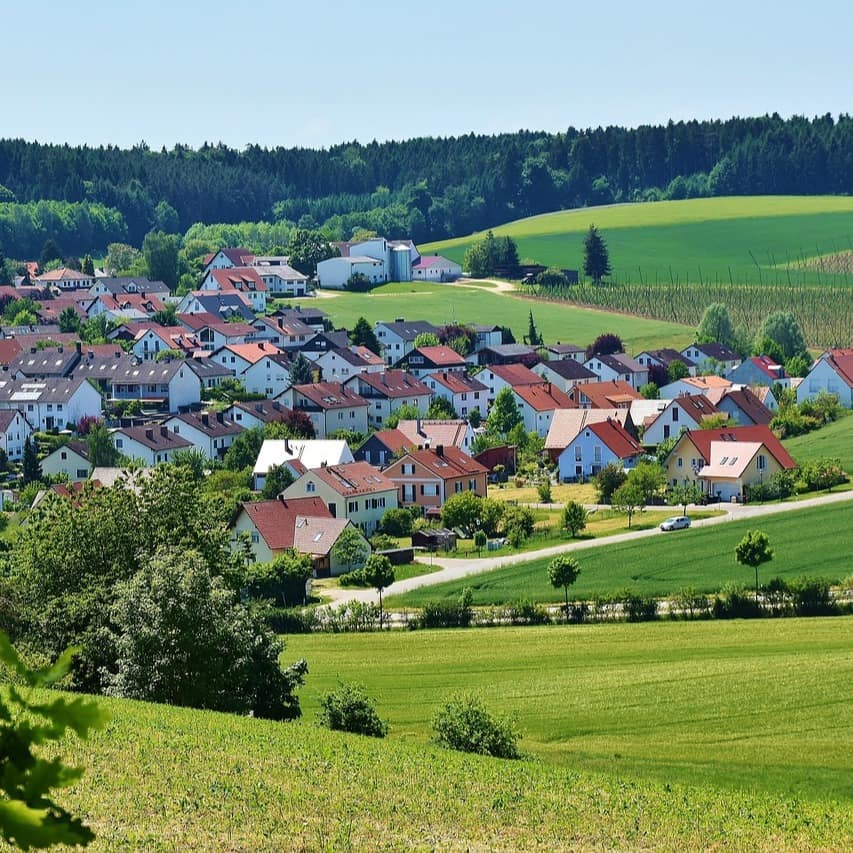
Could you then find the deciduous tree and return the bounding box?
[547,555,581,619]
[735,529,773,599]
[562,500,588,537]
[362,554,395,628]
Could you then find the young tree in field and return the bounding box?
[488,386,522,436]
[350,317,382,355]
[547,554,581,620]
[563,500,588,538]
[627,459,666,505]
[362,554,395,629]
[735,529,773,600]
[332,525,370,575]
[612,481,645,528]
[473,529,487,556]
[413,331,440,348]
[582,225,611,283]
[668,481,703,515]
[287,351,313,386]
[441,490,483,532]
[696,303,735,348]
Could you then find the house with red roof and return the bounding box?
[252,314,316,349]
[663,425,797,497]
[568,379,642,409]
[202,248,255,275]
[342,370,432,428]
[178,313,256,351]
[423,370,487,420]
[201,267,268,312]
[797,350,853,408]
[279,382,369,438]
[480,362,543,406]
[397,345,467,378]
[231,496,368,576]
[411,255,462,282]
[315,346,385,382]
[353,428,415,467]
[629,394,722,446]
[728,355,789,387]
[280,461,398,535]
[511,382,575,437]
[557,418,644,482]
[383,445,488,513]
[132,326,200,360]
[706,386,773,426]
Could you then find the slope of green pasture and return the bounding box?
[55,620,853,849]
[286,618,853,803]
[784,412,853,474]
[424,196,853,284]
[389,501,853,607]
[293,281,693,351]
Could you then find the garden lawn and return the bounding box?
[285,617,853,803]
[389,501,853,606]
[424,195,853,286]
[784,411,853,475]
[292,280,692,352]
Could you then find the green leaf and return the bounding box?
[28,696,107,740]
[0,799,94,849]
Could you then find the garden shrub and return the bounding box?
[420,589,474,628]
[432,695,521,759]
[317,682,388,738]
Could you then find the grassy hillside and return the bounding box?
[291,280,693,351]
[389,501,853,607]
[58,619,853,849]
[424,196,853,285]
[784,412,853,474]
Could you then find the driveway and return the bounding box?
[323,489,853,605]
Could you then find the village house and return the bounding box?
[342,370,432,428]
[178,313,256,351]
[111,424,193,466]
[480,363,543,406]
[96,358,202,412]
[278,382,369,439]
[0,409,33,461]
[35,267,96,291]
[557,418,643,482]
[471,325,503,352]
[231,496,367,577]
[569,379,642,409]
[629,394,721,447]
[543,343,587,362]
[657,374,732,399]
[252,314,316,349]
[353,428,415,467]
[797,350,853,407]
[532,358,598,393]
[315,346,385,382]
[511,382,575,437]
[132,326,199,361]
[544,408,632,462]
[663,425,797,499]
[225,399,295,432]
[476,343,539,368]
[706,386,773,426]
[396,419,476,454]
[280,461,398,535]
[164,411,244,460]
[40,439,92,481]
[89,276,170,299]
[252,438,354,490]
[383,446,489,513]
[680,342,742,375]
[728,355,788,387]
[0,377,103,431]
[397,345,467,378]
[583,353,649,390]
[198,267,269,317]
[176,293,254,323]
[201,248,255,274]
[424,371,488,420]
[411,255,462,281]
[634,348,697,378]
[252,264,309,297]
[374,319,440,365]
[185,357,234,392]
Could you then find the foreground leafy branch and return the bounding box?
[0,633,106,849]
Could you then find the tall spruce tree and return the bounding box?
[288,352,313,386]
[583,225,611,283]
[22,437,41,486]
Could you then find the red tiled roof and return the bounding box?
[239,497,331,551]
[826,354,853,386]
[352,370,431,399]
[486,363,543,386]
[208,266,267,292]
[512,382,575,411]
[413,346,466,366]
[681,425,797,469]
[0,339,22,366]
[310,462,396,496]
[293,382,367,410]
[220,342,283,364]
[365,428,416,454]
[570,380,641,408]
[388,446,487,480]
[586,419,643,458]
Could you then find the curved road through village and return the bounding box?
[323,489,853,605]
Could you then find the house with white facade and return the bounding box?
[201,248,254,275]
[398,346,468,379]
[797,351,853,408]
[0,378,103,431]
[278,382,369,439]
[544,408,631,462]
[374,320,439,365]
[425,371,488,421]
[411,255,462,281]
[40,440,91,481]
[557,418,643,482]
[226,400,295,432]
[280,461,398,536]
[512,382,575,437]
[315,347,385,382]
[101,359,202,412]
[680,342,741,375]
[252,314,316,349]
[479,363,543,406]
[630,395,721,447]
[533,358,598,394]
[164,411,243,460]
[0,410,33,461]
[316,256,386,289]
[112,425,193,466]
[342,370,432,428]
[201,268,268,312]
[36,267,96,291]
[584,353,649,390]
[634,349,697,378]
[252,264,309,296]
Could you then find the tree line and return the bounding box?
[2,113,853,255]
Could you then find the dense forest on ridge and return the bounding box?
[1,113,853,256]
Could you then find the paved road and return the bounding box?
[324,489,853,605]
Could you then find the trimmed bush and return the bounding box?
[317,682,388,738]
[432,695,521,759]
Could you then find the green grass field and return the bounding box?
[56,619,853,849]
[286,618,853,802]
[784,412,853,474]
[424,196,853,285]
[389,501,853,607]
[290,280,693,351]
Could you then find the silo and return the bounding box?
[391,245,412,282]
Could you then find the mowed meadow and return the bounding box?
[55,618,853,850]
[388,500,853,607]
[291,280,693,351]
[424,195,853,285]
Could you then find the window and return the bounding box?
[469,479,476,491]
[663,424,670,439]
[677,457,683,468]
[672,407,679,422]
[757,454,766,471]
[593,446,602,463]
[251,532,259,544]
[574,446,582,462]
[115,439,123,448]
[348,501,358,513]
[60,451,67,460]
[306,481,316,493]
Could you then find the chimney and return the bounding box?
[284,437,291,454]
[160,426,169,438]
[201,413,209,427]
[436,444,444,457]
[145,428,154,441]
[216,411,224,424]
[416,418,424,437]
[75,341,82,354]
[259,342,264,350]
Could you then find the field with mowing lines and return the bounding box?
[54,619,853,849]
[425,196,853,286]
[287,617,853,802]
[784,412,853,474]
[388,501,853,607]
[289,280,693,352]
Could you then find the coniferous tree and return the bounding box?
[21,437,41,485]
[350,317,382,356]
[582,225,611,283]
[526,311,541,346]
[288,352,313,386]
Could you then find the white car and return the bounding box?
[660,515,691,531]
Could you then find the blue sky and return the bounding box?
[4,0,851,150]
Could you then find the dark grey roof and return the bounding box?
[688,342,741,362]
[93,277,170,295]
[376,320,438,341]
[542,359,597,380]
